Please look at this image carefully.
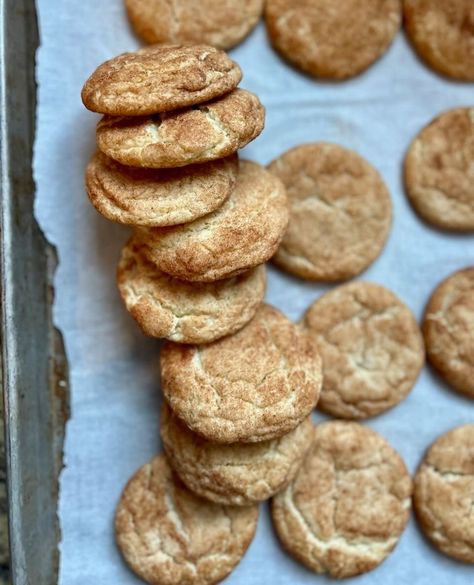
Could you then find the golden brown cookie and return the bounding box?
[404,0,474,81]
[272,421,413,578]
[125,0,264,50]
[86,151,238,227]
[160,401,314,506]
[136,160,288,282]
[269,143,392,281]
[96,89,265,169]
[160,304,322,443]
[115,454,259,585]
[423,267,474,397]
[265,0,401,79]
[404,107,474,231]
[302,282,425,419]
[117,238,266,344]
[414,425,474,563]
[82,44,242,116]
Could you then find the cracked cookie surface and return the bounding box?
[115,454,258,585]
[404,107,474,231]
[136,160,288,282]
[271,421,412,578]
[82,44,241,115]
[125,0,264,50]
[414,424,474,562]
[269,143,392,281]
[117,238,266,344]
[423,267,474,397]
[160,304,322,443]
[265,0,401,79]
[161,401,314,506]
[302,281,425,419]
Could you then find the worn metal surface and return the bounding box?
[0,0,70,583]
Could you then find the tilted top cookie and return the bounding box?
[161,401,314,506]
[404,0,474,81]
[272,421,412,578]
[423,267,474,397]
[115,454,259,585]
[126,0,264,51]
[302,281,425,419]
[81,44,242,115]
[414,424,474,563]
[136,160,288,282]
[96,89,265,168]
[269,143,392,281]
[404,107,474,231]
[160,304,322,443]
[265,0,401,79]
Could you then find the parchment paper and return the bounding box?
[34,2,474,583]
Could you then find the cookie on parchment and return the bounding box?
[423,267,474,397]
[86,152,238,227]
[160,304,322,443]
[272,421,412,578]
[265,0,401,79]
[117,238,266,344]
[82,44,241,116]
[125,0,264,50]
[96,89,265,168]
[414,424,474,563]
[404,0,474,81]
[404,107,474,231]
[115,454,259,585]
[136,160,288,282]
[269,143,392,281]
[302,282,425,419]
[161,401,314,506]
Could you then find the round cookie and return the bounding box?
[414,425,474,563]
[265,0,401,79]
[423,267,474,397]
[86,152,238,227]
[404,0,474,81]
[125,0,264,50]
[302,282,425,419]
[160,401,314,506]
[269,143,392,281]
[117,238,266,344]
[115,454,259,585]
[404,107,474,231]
[96,89,265,168]
[271,421,412,578]
[136,160,288,282]
[82,44,242,116]
[160,304,322,443]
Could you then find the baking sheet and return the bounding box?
[34,1,474,583]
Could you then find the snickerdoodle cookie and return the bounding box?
[125,0,264,50]
[272,421,412,578]
[82,44,241,116]
[414,424,474,563]
[117,238,266,344]
[160,401,314,506]
[265,0,401,79]
[404,0,474,81]
[269,143,392,281]
[404,107,474,231]
[302,282,424,419]
[86,152,238,227]
[160,304,322,443]
[96,89,265,168]
[423,267,474,397]
[115,454,259,585]
[136,160,288,282]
